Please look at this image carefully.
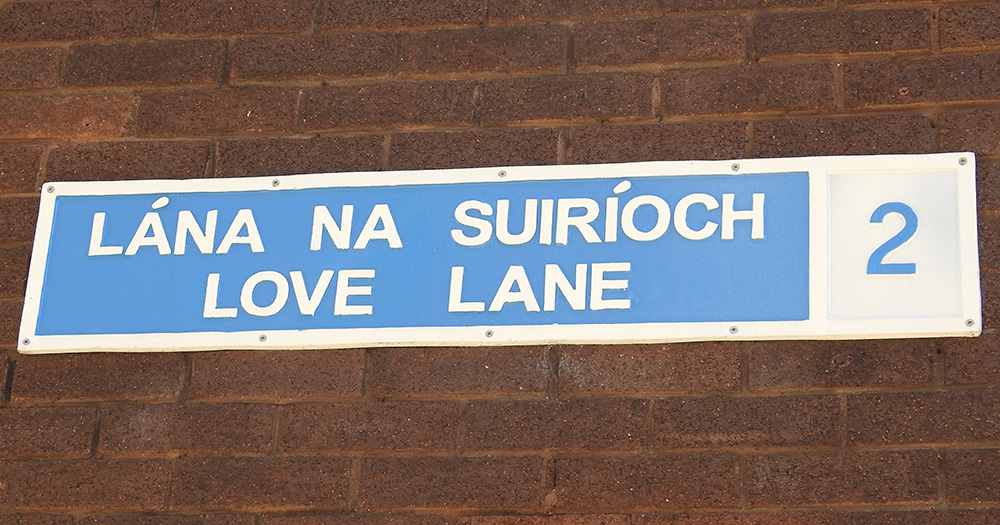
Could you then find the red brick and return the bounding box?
[480,73,655,125]
[945,332,1000,384]
[0,355,8,394]
[558,343,740,394]
[13,354,185,403]
[0,406,95,459]
[320,0,486,29]
[645,512,837,525]
[80,517,253,525]
[278,401,460,453]
[133,88,298,137]
[746,450,937,505]
[844,509,1000,524]
[571,122,747,164]
[985,273,1000,328]
[661,63,835,115]
[945,448,1000,502]
[981,217,1000,270]
[217,136,382,178]
[0,300,22,349]
[755,9,930,56]
[64,40,225,87]
[938,108,1000,157]
[187,350,364,401]
[171,456,351,511]
[845,54,1000,107]
[358,456,544,509]
[848,389,1000,445]
[232,34,394,81]
[303,81,475,132]
[0,145,42,193]
[653,394,841,448]
[552,454,739,510]
[752,114,935,158]
[99,404,275,456]
[0,0,153,43]
[941,4,1000,49]
[488,0,659,22]
[0,517,73,525]
[46,141,211,182]
[747,339,936,390]
[0,459,168,511]
[0,94,133,139]
[157,0,314,35]
[456,517,630,525]
[399,26,567,74]
[665,0,830,11]
[264,516,447,525]
[0,244,31,298]
[0,48,62,90]
[389,128,558,170]
[367,346,549,397]
[978,162,1000,214]
[575,16,744,66]
[0,197,40,243]
[464,398,647,451]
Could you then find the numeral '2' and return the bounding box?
[867,202,918,275]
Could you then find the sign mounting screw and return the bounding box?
[966,319,975,327]
[731,163,740,172]
[21,338,29,346]
[729,326,738,334]
[46,186,54,193]
[485,330,494,338]
[259,334,268,342]
[498,170,507,178]
[271,179,280,187]
[959,157,968,166]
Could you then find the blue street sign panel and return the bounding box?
[18,153,981,353]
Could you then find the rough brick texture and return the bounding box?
[3,0,1000,521]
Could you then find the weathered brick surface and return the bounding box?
[488,0,659,22]
[944,448,1000,503]
[0,0,153,43]
[662,64,836,115]
[0,459,168,511]
[0,146,42,193]
[571,122,747,164]
[754,9,930,56]
[981,217,1000,270]
[80,517,253,525]
[64,40,225,87]
[0,244,31,298]
[464,398,647,451]
[302,82,475,132]
[0,300,22,348]
[188,350,364,401]
[133,88,299,137]
[0,406,96,459]
[400,26,567,74]
[320,0,486,29]
[751,114,935,158]
[0,197,40,243]
[170,456,351,510]
[558,343,739,394]
[456,517,631,525]
[938,108,1000,157]
[231,34,395,81]
[746,451,938,505]
[945,332,1000,384]
[845,54,1000,107]
[574,15,745,66]
[264,516,447,525]
[653,395,841,448]
[157,0,314,35]
[985,273,1000,328]
[0,48,62,90]
[0,94,133,140]
[358,456,544,509]
[13,354,185,403]
[217,136,382,177]
[367,347,549,397]
[644,512,837,525]
[480,74,655,124]
[389,128,558,170]
[278,401,460,453]
[940,4,1000,49]
[0,517,74,525]
[99,404,275,456]
[552,454,739,510]
[980,162,1000,213]
[844,509,1000,524]
[848,389,1000,444]
[665,0,831,11]
[46,141,211,182]
[747,339,936,390]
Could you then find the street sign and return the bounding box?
[18,153,981,353]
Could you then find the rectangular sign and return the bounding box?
[19,153,981,353]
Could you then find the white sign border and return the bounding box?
[18,153,981,353]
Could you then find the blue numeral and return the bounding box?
[867,202,918,275]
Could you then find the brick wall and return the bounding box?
[1,0,999,523]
